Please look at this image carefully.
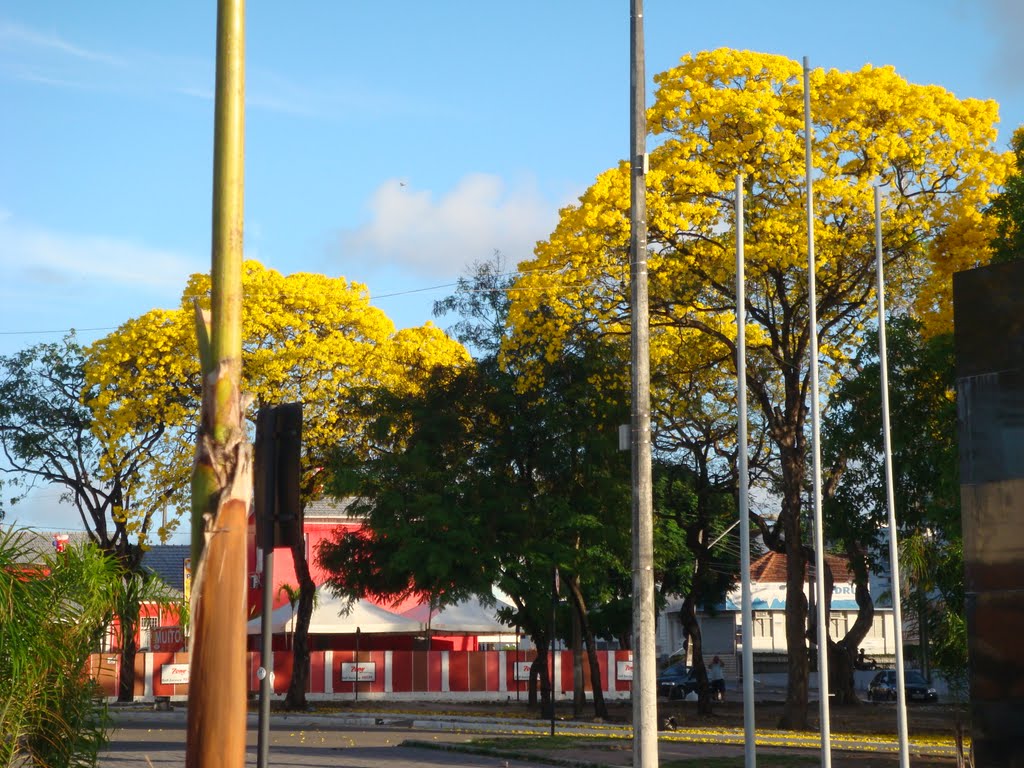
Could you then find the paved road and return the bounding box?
[101,709,560,768]
[101,706,956,768]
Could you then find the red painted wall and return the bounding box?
[89,650,635,699]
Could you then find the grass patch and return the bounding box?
[470,735,626,751]
[662,755,818,768]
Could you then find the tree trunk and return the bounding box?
[530,642,551,715]
[777,441,810,730]
[283,532,315,710]
[831,545,875,705]
[828,640,857,705]
[565,574,608,719]
[572,608,584,717]
[680,595,712,714]
[117,606,139,703]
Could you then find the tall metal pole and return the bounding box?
[551,566,558,737]
[187,1,247,766]
[735,175,757,768]
[257,546,274,767]
[803,55,832,768]
[874,186,911,768]
[629,2,657,766]
[256,408,277,768]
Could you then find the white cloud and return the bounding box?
[337,174,557,278]
[0,213,202,293]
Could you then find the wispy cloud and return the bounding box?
[1,18,410,121]
[336,174,557,279]
[0,213,202,293]
[0,20,123,66]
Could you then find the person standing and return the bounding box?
[708,656,726,701]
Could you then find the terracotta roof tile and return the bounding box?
[750,550,854,583]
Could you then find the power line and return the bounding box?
[0,325,117,337]
[0,264,577,339]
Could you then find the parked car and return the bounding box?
[867,669,938,703]
[656,662,699,700]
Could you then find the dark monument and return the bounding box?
[954,260,1024,768]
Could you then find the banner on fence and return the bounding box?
[513,661,533,681]
[616,659,634,681]
[160,663,190,685]
[341,661,376,682]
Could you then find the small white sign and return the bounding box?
[341,661,376,682]
[513,661,533,681]
[160,663,190,685]
[616,660,634,681]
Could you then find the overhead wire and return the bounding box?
[0,263,581,341]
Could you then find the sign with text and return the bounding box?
[151,625,185,652]
[341,661,376,682]
[513,661,533,681]
[160,663,190,686]
[616,659,634,681]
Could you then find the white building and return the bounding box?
[657,551,898,673]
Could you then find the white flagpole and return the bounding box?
[736,174,757,768]
[803,55,832,766]
[874,185,911,768]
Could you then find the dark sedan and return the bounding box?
[656,662,699,700]
[867,669,938,703]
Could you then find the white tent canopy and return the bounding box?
[246,588,422,635]
[400,595,512,635]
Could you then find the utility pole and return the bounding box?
[186,1,248,766]
[629,1,657,766]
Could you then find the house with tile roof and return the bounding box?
[657,550,898,675]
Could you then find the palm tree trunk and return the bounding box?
[186,0,248,763]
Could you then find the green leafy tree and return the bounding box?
[823,318,962,687]
[320,260,635,719]
[0,336,172,702]
[988,125,1024,264]
[654,460,741,715]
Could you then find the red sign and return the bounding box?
[151,625,185,652]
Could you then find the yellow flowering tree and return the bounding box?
[504,49,1010,729]
[88,260,469,707]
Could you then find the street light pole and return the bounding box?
[629,2,657,766]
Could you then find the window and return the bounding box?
[140,616,158,649]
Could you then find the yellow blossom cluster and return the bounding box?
[504,49,1009,432]
[85,260,469,532]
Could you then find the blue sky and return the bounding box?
[2,0,1022,533]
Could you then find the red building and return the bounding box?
[244,498,509,652]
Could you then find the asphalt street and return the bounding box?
[101,709,560,768]
[100,705,957,767]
